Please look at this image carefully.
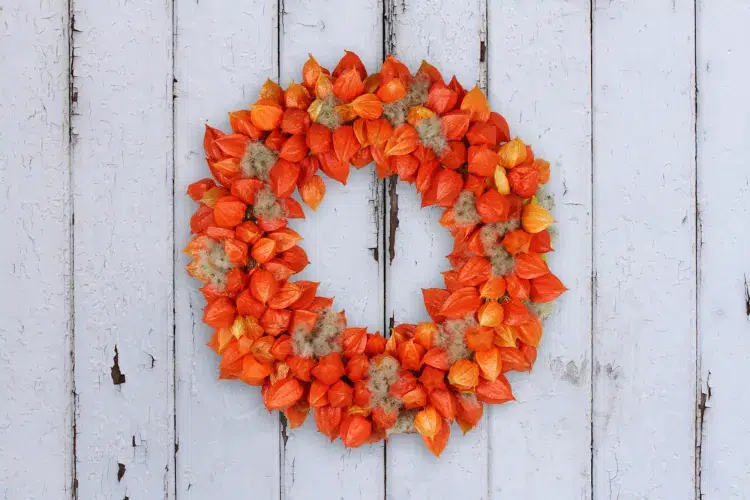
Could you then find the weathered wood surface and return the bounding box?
[0,1,72,499]
[72,0,176,498]
[174,1,280,498]
[487,2,593,498]
[384,1,490,499]
[279,1,386,499]
[697,1,750,497]
[592,1,697,498]
[2,0,749,498]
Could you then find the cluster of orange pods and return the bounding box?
[185,51,566,456]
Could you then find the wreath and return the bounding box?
[184,51,566,457]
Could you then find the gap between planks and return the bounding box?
[66,0,179,497]
[67,0,78,496]
[171,0,179,496]
[589,1,596,498]
[693,0,705,498]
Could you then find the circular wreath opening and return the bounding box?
[184,51,567,457]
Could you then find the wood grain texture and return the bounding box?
[487,2,593,498]
[279,1,386,498]
[173,1,281,498]
[384,0,489,498]
[0,2,72,499]
[592,1,697,498]
[72,1,175,498]
[697,1,750,497]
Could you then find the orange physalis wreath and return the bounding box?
[184,51,567,456]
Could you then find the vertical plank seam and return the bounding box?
[478,0,488,93]
[381,175,389,500]
[381,174,389,499]
[383,0,395,56]
[380,0,387,336]
[479,0,490,497]
[384,0,400,284]
[67,0,79,497]
[588,1,596,499]
[277,1,286,498]
[171,0,178,497]
[693,1,704,498]
[384,0,399,285]
[381,1,394,497]
[277,0,283,82]
[382,0,399,341]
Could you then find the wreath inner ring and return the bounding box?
[184,51,567,456]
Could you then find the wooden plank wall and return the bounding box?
[487,2,593,498]
[0,1,73,499]
[279,1,386,498]
[72,0,176,498]
[384,0,490,498]
[173,1,280,498]
[2,0,750,498]
[592,2,697,498]
[696,1,750,497]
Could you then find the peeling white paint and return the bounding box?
[385,1,490,498]
[592,1,697,498]
[697,1,750,498]
[173,1,280,499]
[71,0,176,498]
[280,1,386,499]
[0,0,72,498]
[487,2,593,499]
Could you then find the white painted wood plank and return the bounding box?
[487,2,592,498]
[173,1,280,498]
[279,2,386,498]
[697,1,750,497]
[592,1,696,498]
[0,2,72,499]
[385,1,489,498]
[72,1,175,498]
